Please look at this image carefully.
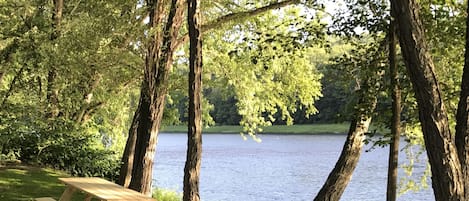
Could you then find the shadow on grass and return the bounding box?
[0,166,89,201]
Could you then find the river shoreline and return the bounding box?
[161,123,386,135]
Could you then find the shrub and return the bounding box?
[153,188,182,201]
[0,116,120,180]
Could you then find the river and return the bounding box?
[153,133,434,201]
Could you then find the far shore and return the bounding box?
[161,123,360,135]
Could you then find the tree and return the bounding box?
[313,1,390,198]
[0,0,142,177]
[118,0,309,194]
[313,95,376,201]
[46,0,63,118]
[117,0,185,194]
[183,0,203,200]
[313,43,385,199]
[391,0,469,200]
[455,1,469,199]
[386,1,400,200]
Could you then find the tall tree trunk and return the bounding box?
[46,70,59,117]
[118,0,303,195]
[183,0,203,200]
[455,2,469,199]
[314,94,377,201]
[118,94,141,187]
[391,0,464,200]
[118,0,185,195]
[386,5,401,200]
[46,0,64,118]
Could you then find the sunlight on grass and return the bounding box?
[1,166,180,201]
[0,166,88,201]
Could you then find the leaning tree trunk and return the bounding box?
[391,0,464,200]
[314,93,377,201]
[386,3,401,201]
[117,0,185,195]
[183,0,203,200]
[455,2,469,199]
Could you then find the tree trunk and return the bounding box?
[118,0,305,195]
[118,0,185,195]
[46,70,59,117]
[127,86,164,195]
[391,0,464,200]
[46,0,64,118]
[455,2,469,199]
[313,95,377,201]
[386,6,400,200]
[118,93,141,187]
[183,0,203,200]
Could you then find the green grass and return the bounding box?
[0,165,89,201]
[0,165,181,201]
[161,123,351,134]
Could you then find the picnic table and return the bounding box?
[58,177,156,201]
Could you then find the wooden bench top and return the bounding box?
[59,177,155,201]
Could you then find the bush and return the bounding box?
[153,188,182,201]
[0,116,120,180]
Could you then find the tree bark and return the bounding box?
[314,94,377,201]
[118,0,168,189]
[391,0,464,200]
[386,5,400,200]
[46,70,59,117]
[51,0,63,41]
[46,0,64,118]
[118,94,141,187]
[118,0,185,195]
[455,2,469,199]
[183,0,203,200]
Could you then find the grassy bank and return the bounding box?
[0,165,180,201]
[161,123,351,134]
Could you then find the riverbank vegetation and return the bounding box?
[162,124,351,134]
[2,0,469,200]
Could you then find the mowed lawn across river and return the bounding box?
[153,133,433,201]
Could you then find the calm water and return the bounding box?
[153,134,434,201]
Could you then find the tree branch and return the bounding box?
[202,0,300,31]
[1,66,25,108]
[173,0,301,49]
[76,102,105,124]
